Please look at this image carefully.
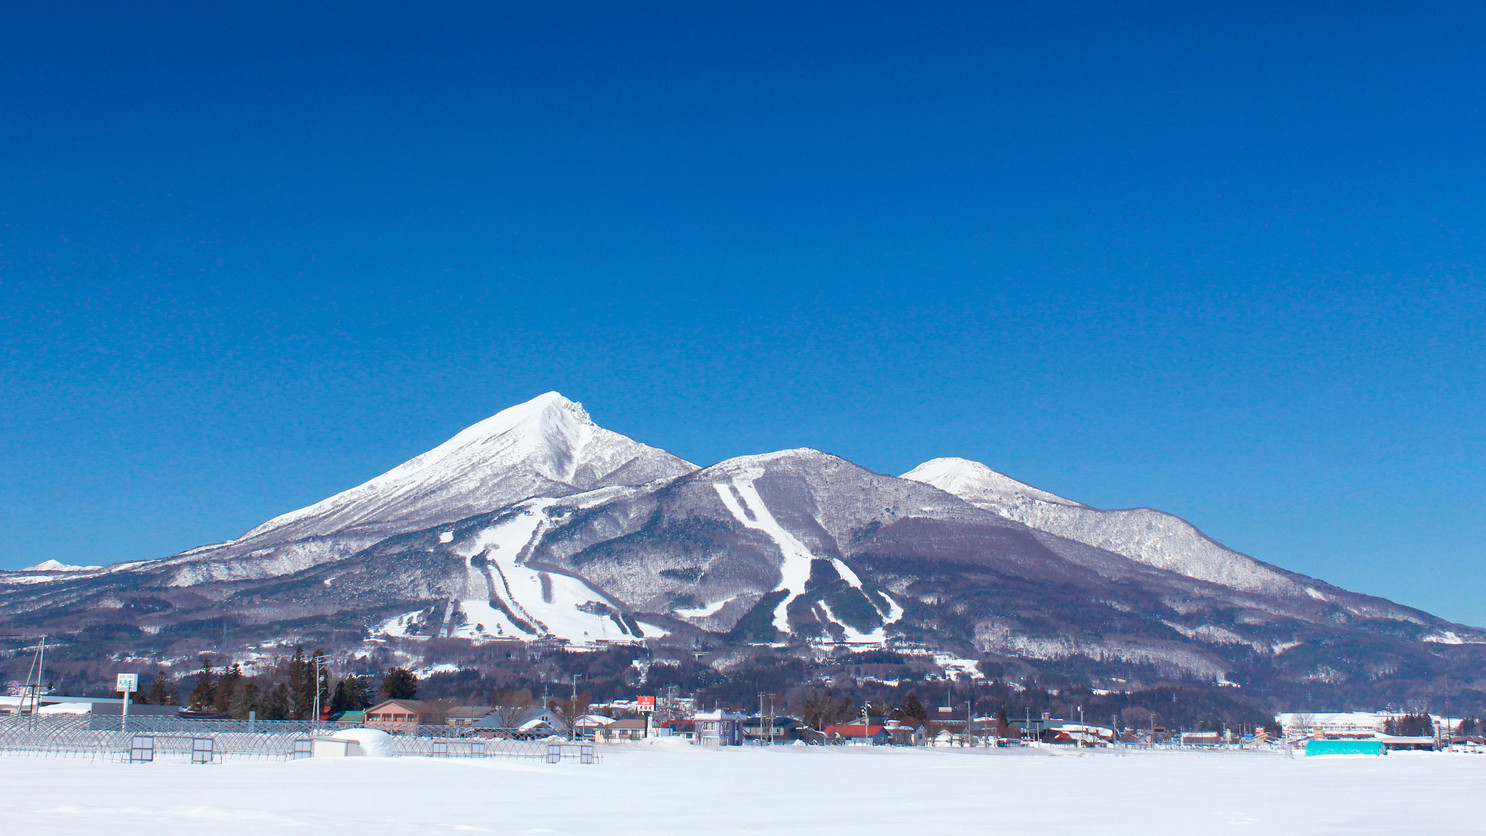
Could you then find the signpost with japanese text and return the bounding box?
[638,695,656,738]
[116,673,138,730]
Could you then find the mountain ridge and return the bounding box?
[3,393,1481,710]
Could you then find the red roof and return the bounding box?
[825,724,885,737]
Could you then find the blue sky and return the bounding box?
[3,3,1483,624]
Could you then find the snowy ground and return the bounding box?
[5,744,1485,835]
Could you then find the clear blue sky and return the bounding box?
[3,3,1483,624]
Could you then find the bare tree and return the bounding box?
[798,688,853,731]
[486,689,537,738]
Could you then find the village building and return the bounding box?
[824,723,890,745]
[660,718,695,740]
[365,699,440,733]
[742,715,803,744]
[884,720,928,746]
[444,706,494,727]
[469,707,568,739]
[1276,712,1390,740]
[599,718,650,741]
[573,714,615,739]
[693,709,745,746]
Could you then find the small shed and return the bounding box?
[312,737,365,757]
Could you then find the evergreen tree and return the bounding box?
[380,667,418,700]
[213,662,243,715]
[286,646,312,720]
[329,679,352,714]
[345,675,373,709]
[1386,713,1434,736]
[261,682,291,721]
[187,658,217,711]
[895,691,930,726]
[328,675,374,713]
[145,671,176,706]
[232,681,261,720]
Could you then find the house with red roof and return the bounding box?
[824,723,890,745]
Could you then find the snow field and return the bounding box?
[714,474,814,633]
[713,472,901,640]
[454,502,626,642]
[6,746,1484,835]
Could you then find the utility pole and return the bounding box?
[311,653,324,724]
[23,635,48,716]
[758,693,775,746]
[570,674,580,740]
[1444,678,1451,749]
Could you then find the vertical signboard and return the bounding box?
[116,673,139,731]
[637,695,656,739]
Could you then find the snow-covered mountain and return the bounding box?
[22,560,101,572]
[3,394,1481,704]
[241,392,693,545]
[154,393,696,584]
[904,457,1306,595]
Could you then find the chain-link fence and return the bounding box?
[0,714,600,764]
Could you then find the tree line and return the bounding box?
[131,646,419,721]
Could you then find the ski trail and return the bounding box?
[713,473,816,634]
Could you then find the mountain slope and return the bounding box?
[230,392,694,547]
[3,398,1482,711]
[49,393,695,587]
[904,457,1308,596]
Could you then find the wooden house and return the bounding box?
[365,699,439,733]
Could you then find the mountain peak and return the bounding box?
[454,392,590,444]
[215,393,694,554]
[904,457,1084,509]
[22,559,102,572]
[906,457,1306,595]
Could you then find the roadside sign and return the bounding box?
[116,673,138,693]
[637,695,656,713]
